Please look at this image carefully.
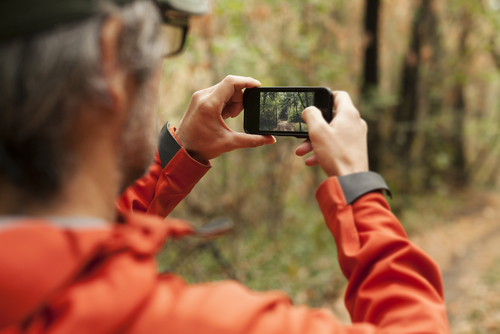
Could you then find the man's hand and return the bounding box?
[175,75,276,162]
[295,91,369,177]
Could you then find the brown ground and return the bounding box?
[411,191,500,333]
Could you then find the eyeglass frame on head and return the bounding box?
[155,2,191,58]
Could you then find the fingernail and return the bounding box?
[266,140,276,145]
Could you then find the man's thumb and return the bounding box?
[231,133,276,150]
[302,107,328,127]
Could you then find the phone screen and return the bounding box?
[258,91,315,133]
[244,87,332,138]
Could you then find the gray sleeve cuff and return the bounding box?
[337,172,392,205]
[158,121,182,169]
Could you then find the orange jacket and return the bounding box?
[0,133,449,333]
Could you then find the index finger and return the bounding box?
[295,139,313,157]
[332,91,359,118]
[211,75,261,105]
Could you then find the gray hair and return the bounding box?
[0,1,164,198]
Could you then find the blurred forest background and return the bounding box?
[156,0,500,332]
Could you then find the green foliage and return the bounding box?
[159,181,344,306]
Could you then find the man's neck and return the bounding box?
[48,160,120,221]
[0,146,121,222]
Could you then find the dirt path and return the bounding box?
[410,191,500,333]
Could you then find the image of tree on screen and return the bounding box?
[259,91,314,131]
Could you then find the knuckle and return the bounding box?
[191,90,203,102]
[200,96,216,111]
[191,93,215,113]
[224,75,236,83]
[360,119,368,131]
[347,107,361,117]
[250,138,258,148]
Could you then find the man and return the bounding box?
[273,111,295,132]
[0,0,449,333]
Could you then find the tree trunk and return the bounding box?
[362,0,380,93]
[297,92,306,109]
[451,83,467,187]
[361,0,381,171]
[393,0,442,192]
[448,14,469,187]
[393,2,423,164]
[263,91,267,112]
[297,93,305,131]
[275,105,278,128]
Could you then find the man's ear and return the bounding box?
[100,16,131,114]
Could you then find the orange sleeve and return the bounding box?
[128,275,379,334]
[116,148,210,218]
[316,177,449,332]
[129,177,449,334]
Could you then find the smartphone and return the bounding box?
[243,87,333,138]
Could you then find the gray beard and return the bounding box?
[118,81,158,193]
